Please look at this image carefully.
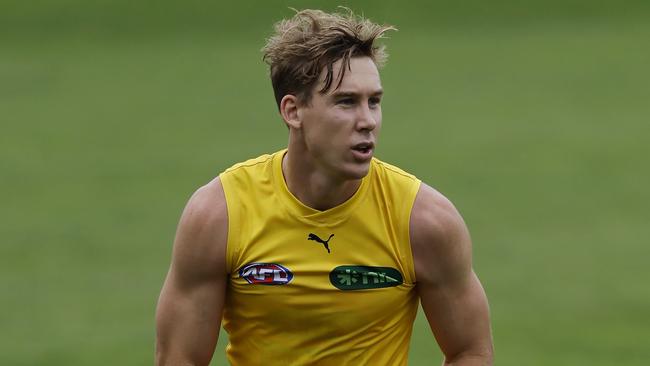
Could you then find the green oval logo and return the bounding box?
[329,265,403,290]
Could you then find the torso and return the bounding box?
[219,150,421,365]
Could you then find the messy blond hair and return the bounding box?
[262,8,396,109]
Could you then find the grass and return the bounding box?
[1,2,649,365]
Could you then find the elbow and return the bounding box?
[154,342,166,366]
[155,344,201,366]
[444,348,494,366]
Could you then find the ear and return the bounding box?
[280,94,302,129]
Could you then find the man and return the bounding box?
[156,8,493,366]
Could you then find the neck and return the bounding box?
[282,147,361,211]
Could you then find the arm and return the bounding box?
[410,184,493,366]
[155,177,229,366]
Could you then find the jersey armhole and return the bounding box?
[219,172,240,275]
[401,179,421,285]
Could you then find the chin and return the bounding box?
[340,161,371,180]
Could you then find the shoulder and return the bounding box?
[368,158,421,206]
[180,177,228,233]
[220,151,282,195]
[409,183,472,285]
[371,157,419,182]
[222,151,279,176]
[172,177,228,278]
[410,183,465,241]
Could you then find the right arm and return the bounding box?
[155,177,229,366]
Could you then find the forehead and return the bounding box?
[317,57,382,96]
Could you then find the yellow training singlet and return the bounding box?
[219,149,421,365]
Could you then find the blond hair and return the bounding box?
[262,8,396,109]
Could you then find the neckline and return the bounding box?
[272,149,370,226]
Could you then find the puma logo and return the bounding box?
[307,233,334,253]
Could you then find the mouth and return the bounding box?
[351,141,375,161]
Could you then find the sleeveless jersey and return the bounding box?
[219,149,421,365]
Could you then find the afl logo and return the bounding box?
[239,263,293,285]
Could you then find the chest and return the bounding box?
[225,216,415,333]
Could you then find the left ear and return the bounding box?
[280,94,302,129]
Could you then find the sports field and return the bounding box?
[1,1,649,365]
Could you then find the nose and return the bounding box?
[356,103,378,131]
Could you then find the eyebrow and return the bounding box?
[331,89,384,98]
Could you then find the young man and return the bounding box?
[156,9,493,366]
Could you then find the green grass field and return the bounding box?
[2,1,649,365]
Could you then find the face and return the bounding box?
[296,56,383,180]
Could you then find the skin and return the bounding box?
[410,183,494,365]
[155,56,493,365]
[155,178,227,366]
[280,57,383,210]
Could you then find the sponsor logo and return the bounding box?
[330,265,403,290]
[307,233,334,253]
[239,263,293,285]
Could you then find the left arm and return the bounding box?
[410,183,494,365]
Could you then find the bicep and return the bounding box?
[418,271,491,362]
[156,266,226,366]
[156,179,229,366]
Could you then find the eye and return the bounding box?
[369,97,381,108]
[337,98,355,106]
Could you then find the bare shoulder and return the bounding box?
[172,177,228,281]
[179,177,228,231]
[409,183,472,285]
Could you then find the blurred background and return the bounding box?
[1,0,649,365]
